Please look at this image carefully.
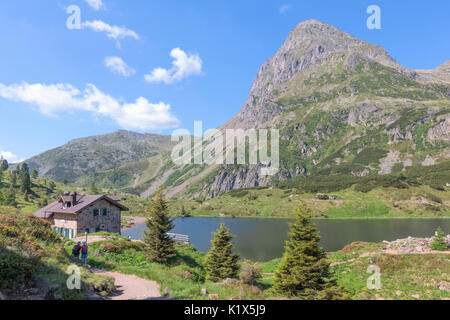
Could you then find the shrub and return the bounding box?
[240,260,262,286]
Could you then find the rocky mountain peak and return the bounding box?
[223,20,402,130]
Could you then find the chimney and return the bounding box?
[70,192,77,206]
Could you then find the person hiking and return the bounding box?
[81,242,88,265]
[72,242,81,261]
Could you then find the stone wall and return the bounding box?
[75,199,122,235]
[50,212,78,237]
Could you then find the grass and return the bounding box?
[77,240,272,300]
[328,242,450,300]
[166,185,450,219]
[63,233,450,300]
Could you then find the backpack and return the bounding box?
[81,245,88,254]
[72,245,80,255]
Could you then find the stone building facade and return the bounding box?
[33,193,128,239]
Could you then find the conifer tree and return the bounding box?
[10,170,17,186]
[273,203,345,299]
[4,185,17,207]
[142,187,176,263]
[31,169,38,179]
[89,181,99,194]
[20,169,31,193]
[430,227,448,251]
[0,158,8,172]
[204,223,240,282]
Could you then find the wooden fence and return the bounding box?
[167,233,190,243]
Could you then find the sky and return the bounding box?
[0,0,448,162]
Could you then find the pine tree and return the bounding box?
[4,185,17,207]
[10,170,17,186]
[31,169,38,179]
[20,170,31,193]
[142,187,176,263]
[0,158,8,172]
[89,181,99,194]
[181,205,190,218]
[273,203,345,299]
[204,223,240,282]
[430,227,448,251]
[63,178,68,185]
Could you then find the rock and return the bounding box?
[163,287,171,296]
[438,283,450,292]
[0,291,4,300]
[395,290,402,296]
[208,294,219,300]
[200,288,208,296]
[411,294,420,299]
[222,278,239,284]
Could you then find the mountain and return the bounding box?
[27,130,175,194]
[26,20,450,199]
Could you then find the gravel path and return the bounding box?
[91,268,162,300]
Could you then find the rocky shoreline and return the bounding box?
[383,235,450,254]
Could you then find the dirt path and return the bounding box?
[91,268,162,300]
[72,235,119,243]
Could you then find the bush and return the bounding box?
[240,260,262,286]
[99,240,144,254]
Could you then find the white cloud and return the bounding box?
[84,0,104,10]
[82,20,139,43]
[0,82,180,131]
[145,48,203,84]
[104,56,136,77]
[0,150,23,163]
[279,4,292,14]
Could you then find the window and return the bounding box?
[93,209,99,216]
[102,208,107,216]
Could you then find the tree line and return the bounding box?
[0,158,39,207]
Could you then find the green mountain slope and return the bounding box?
[24,20,450,199]
[26,130,175,194]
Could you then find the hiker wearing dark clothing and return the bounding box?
[72,242,81,261]
[81,242,88,264]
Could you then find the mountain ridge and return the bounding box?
[25,20,450,199]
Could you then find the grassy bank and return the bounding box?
[166,185,449,219]
[261,242,449,300]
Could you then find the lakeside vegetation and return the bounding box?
[1,202,448,300]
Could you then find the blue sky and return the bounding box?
[0,0,448,162]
